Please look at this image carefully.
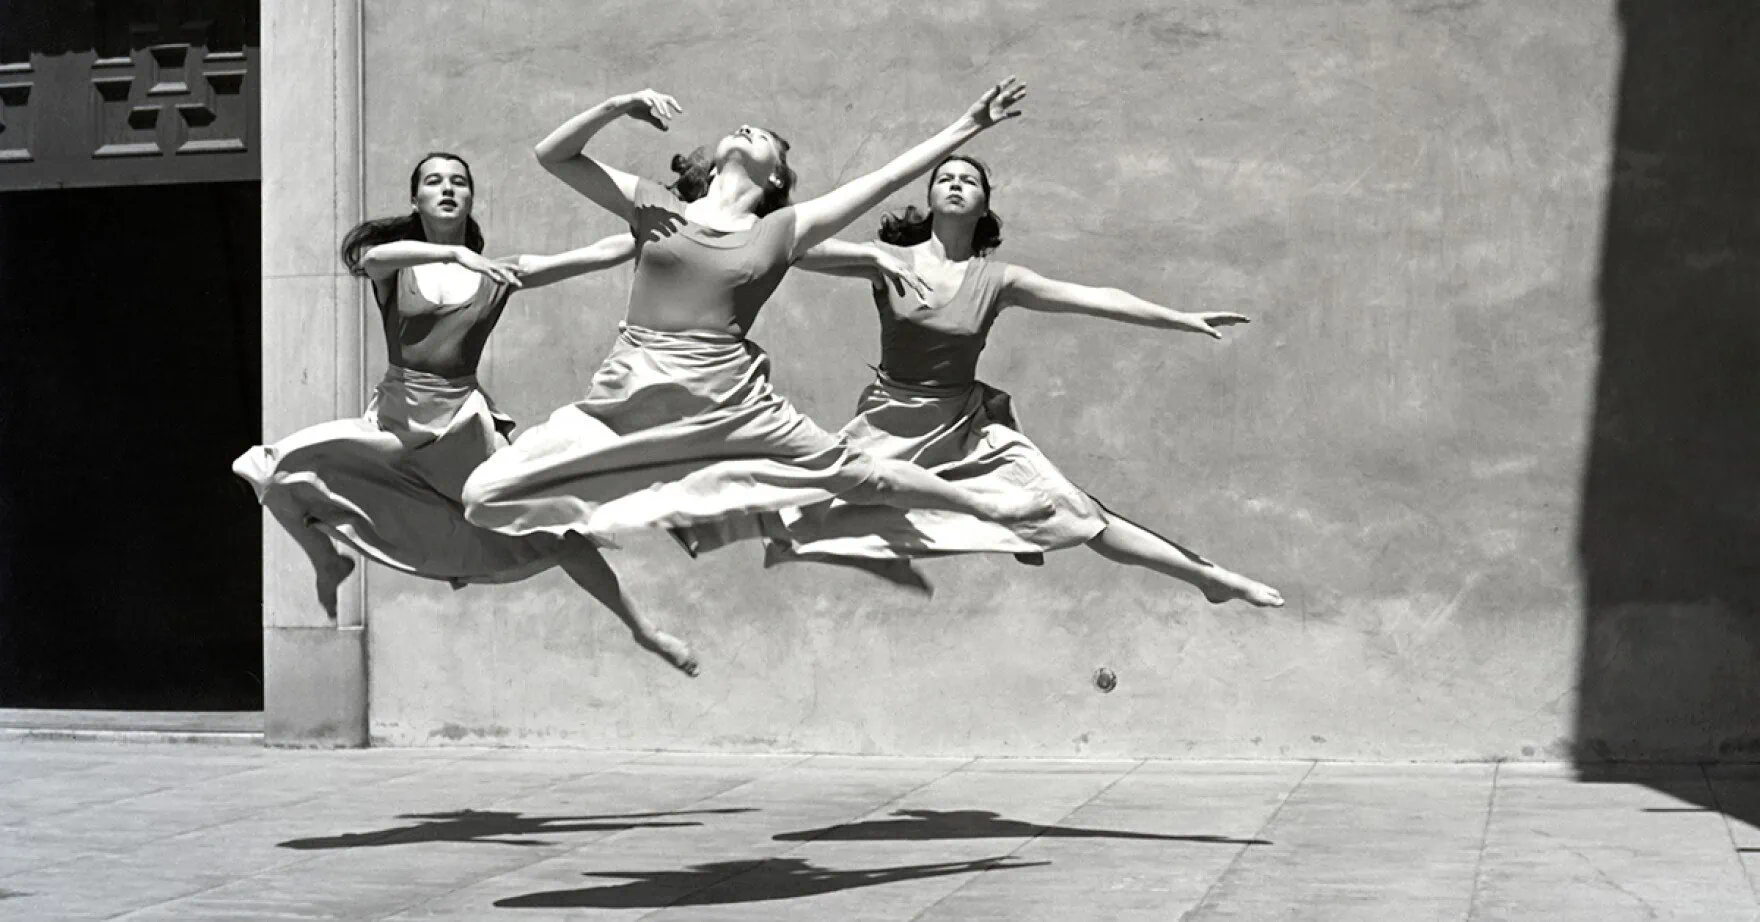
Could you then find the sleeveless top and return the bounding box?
[625,179,797,336]
[380,266,514,379]
[870,241,1011,387]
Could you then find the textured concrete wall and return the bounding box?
[261,0,367,746]
[341,0,1756,758]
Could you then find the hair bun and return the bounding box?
[670,154,691,174]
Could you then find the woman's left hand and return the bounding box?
[872,250,932,303]
[1180,311,1251,339]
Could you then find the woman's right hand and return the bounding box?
[961,76,1028,130]
[454,248,523,288]
[619,89,683,131]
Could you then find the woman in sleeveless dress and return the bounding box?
[461,79,1053,551]
[759,156,1285,607]
[234,152,700,675]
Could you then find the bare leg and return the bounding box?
[843,459,1053,525]
[556,535,699,677]
[269,505,356,619]
[1087,512,1284,608]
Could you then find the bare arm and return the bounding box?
[787,78,1027,257]
[357,241,522,309]
[1001,266,1250,339]
[534,90,683,222]
[795,239,930,301]
[506,234,638,290]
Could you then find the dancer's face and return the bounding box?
[928,159,988,217]
[715,125,788,187]
[410,157,473,222]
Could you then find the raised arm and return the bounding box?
[1001,266,1251,339]
[534,89,684,222]
[795,239,930,301]
[787,78,1027,257]
[505,234,638,290]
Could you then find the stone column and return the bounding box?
[259,0,367,747]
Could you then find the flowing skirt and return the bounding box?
[232,366,565,588]
[760,373,1109,564]
[461,324,876,543]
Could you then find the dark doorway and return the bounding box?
[0,180,262,709]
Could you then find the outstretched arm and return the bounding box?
[795,239,930,300]
[1001,266,1250,339]
[787,77,1027,257]
[534,89,684,222]
[505,234,638,290]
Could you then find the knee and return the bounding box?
[459,467,505,520]
[846,461,902,501]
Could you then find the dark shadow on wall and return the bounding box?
[1577,0,1760,808]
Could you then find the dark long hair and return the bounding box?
[340,151,486,277]
[878,155,1003,255]
[668,132,798,216]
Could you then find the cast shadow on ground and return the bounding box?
[276,808,756,850]
[771,808,1271,845]
[493,855,1048,909]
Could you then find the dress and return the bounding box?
[460,181,876,543]
[759,243,1109,565]
[234,269,565,587]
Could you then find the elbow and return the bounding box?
[533,145,568,170]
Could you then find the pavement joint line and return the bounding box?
[1464,760,1504,921]
[97,750,621,922]
[1,757,274,834]
[1183,759,1320,920]
[1703,763,1760,907]
[905,758,1150,922]
[6,753,480,919]
[613,756,981,922]
[372,751,845,921]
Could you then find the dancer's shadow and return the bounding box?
[771,808,1271,845]
[276,807,755,850]
[493,855,1048,909]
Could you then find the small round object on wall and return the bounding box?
[1093,667,1117,693]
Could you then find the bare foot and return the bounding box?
[636,629,700,677]
[1198,568,1284,608]
[314,554,357,620]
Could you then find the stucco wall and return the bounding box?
[322,0,1760,759]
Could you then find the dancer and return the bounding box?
[233,152,700,675]
[759,155,1283,607]
[462,79,1052,550]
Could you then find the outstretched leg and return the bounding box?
[268,505,357,620]
[1086,510,1283,608]
[842,459,1053,525]
[556,535,700,677]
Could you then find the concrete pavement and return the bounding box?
[1,741,1755,920]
